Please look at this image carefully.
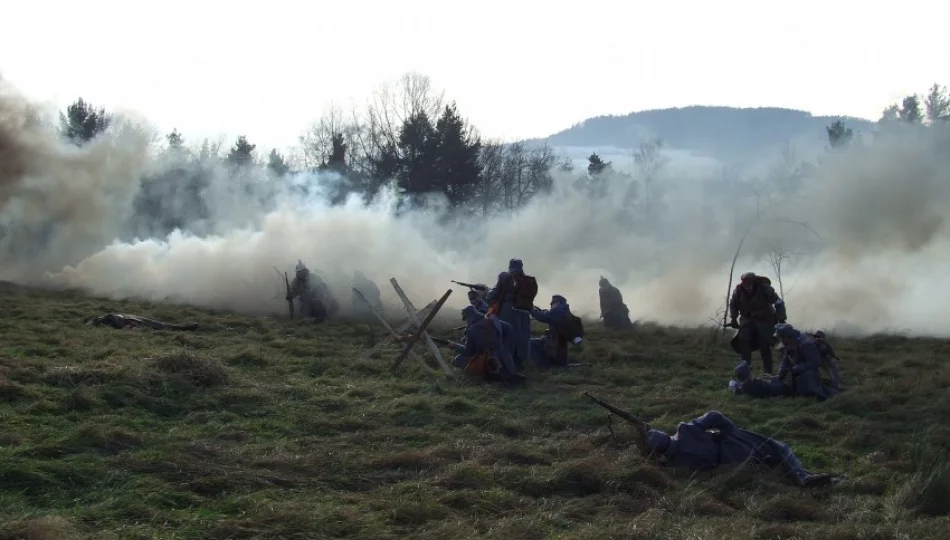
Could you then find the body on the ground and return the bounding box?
[645,410,840,487]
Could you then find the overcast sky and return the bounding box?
[3,0,947,152]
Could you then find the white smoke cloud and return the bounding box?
[3,78,950,337]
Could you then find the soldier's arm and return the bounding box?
[487,272,511,303]
[766,286,787,321]
[776,354,791,379]
[462,336,479,357]
[690,411,736,433]
[530,307,555,323]
[288,279,302,299]
[793,344,823,373]
[728,288,740,320]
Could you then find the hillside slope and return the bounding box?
[1,283,948,539]
[532,106,877,162]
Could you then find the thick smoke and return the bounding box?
[2,79,949,336]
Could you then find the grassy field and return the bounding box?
[1,282,950,540]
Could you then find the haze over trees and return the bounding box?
[55,75,949,230]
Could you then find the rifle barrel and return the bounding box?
[583,393,646,427]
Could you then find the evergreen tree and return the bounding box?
[433,103,482,207]
[321,133,348,174]
[59,98,111,145]
[587,152,610,175]
[227,135,256,167]
[167,128,184,149]
[826,120,853,148]
[898,95,923,123]
[267,149,290,176]
[395,111,439,206]
[879,104,900,124]
[924,84,950,123]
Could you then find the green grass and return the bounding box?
[2,281,950,539]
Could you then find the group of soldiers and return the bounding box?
[444,258,585,386]
[284,259,847,487]
[285,260,383,323]
[636,271,846,487]
[726,272,842,402]
[437,265,845,487]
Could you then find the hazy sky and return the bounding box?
[3,0,947,152]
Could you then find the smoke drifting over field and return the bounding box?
[2,79,949,336]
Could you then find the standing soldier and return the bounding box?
[598,276,634,331]
[728,272,786,375]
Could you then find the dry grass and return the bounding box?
[1,282,949,539]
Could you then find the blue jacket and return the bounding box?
[776,335,839,400]
[530,302,570,336]
[449,316,516,373]
[662,411,814,484]
[486,271,515,307]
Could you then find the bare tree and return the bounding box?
[765,247,793,299]
[365,72,445,155]
[633,138,669,215]
[473,141,558,215]
[473,141,506,216]
[298,104,359,170]
[500,142,557,211]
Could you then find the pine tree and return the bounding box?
[59,98,111,145]
[227,135,256,167]
[433,103,482,207]
[267,149,290,176]
[826,120,853,148]
[395,111,439,206]
[587,153,610,175]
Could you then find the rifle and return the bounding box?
[451,280,489,292]
[583,393,649,430]
[284,271,295,319]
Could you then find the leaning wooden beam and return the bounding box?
[392,300,437,334]
[393,289,452,371]
[366,300,437,358]
[353,288,434,373]
[390,278,453,375]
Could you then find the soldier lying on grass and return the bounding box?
[643,410,845,488]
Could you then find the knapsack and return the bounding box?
[808,333,837,361]
[557,313,585,342]
[512,274,539,311]
[463,319,501,380]
[807,332,840,386]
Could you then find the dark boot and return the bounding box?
[761,348,774,374]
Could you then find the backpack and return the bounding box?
[807,332,840,386]
[557,312,585,342]
[463,320,501,379]
[512,274,539,311]
[463,351,491,377]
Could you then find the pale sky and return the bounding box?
[3,0,948,152]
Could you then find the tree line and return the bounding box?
[825,83,950,148]
[56,76,950,233]
[58,74,570,223]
